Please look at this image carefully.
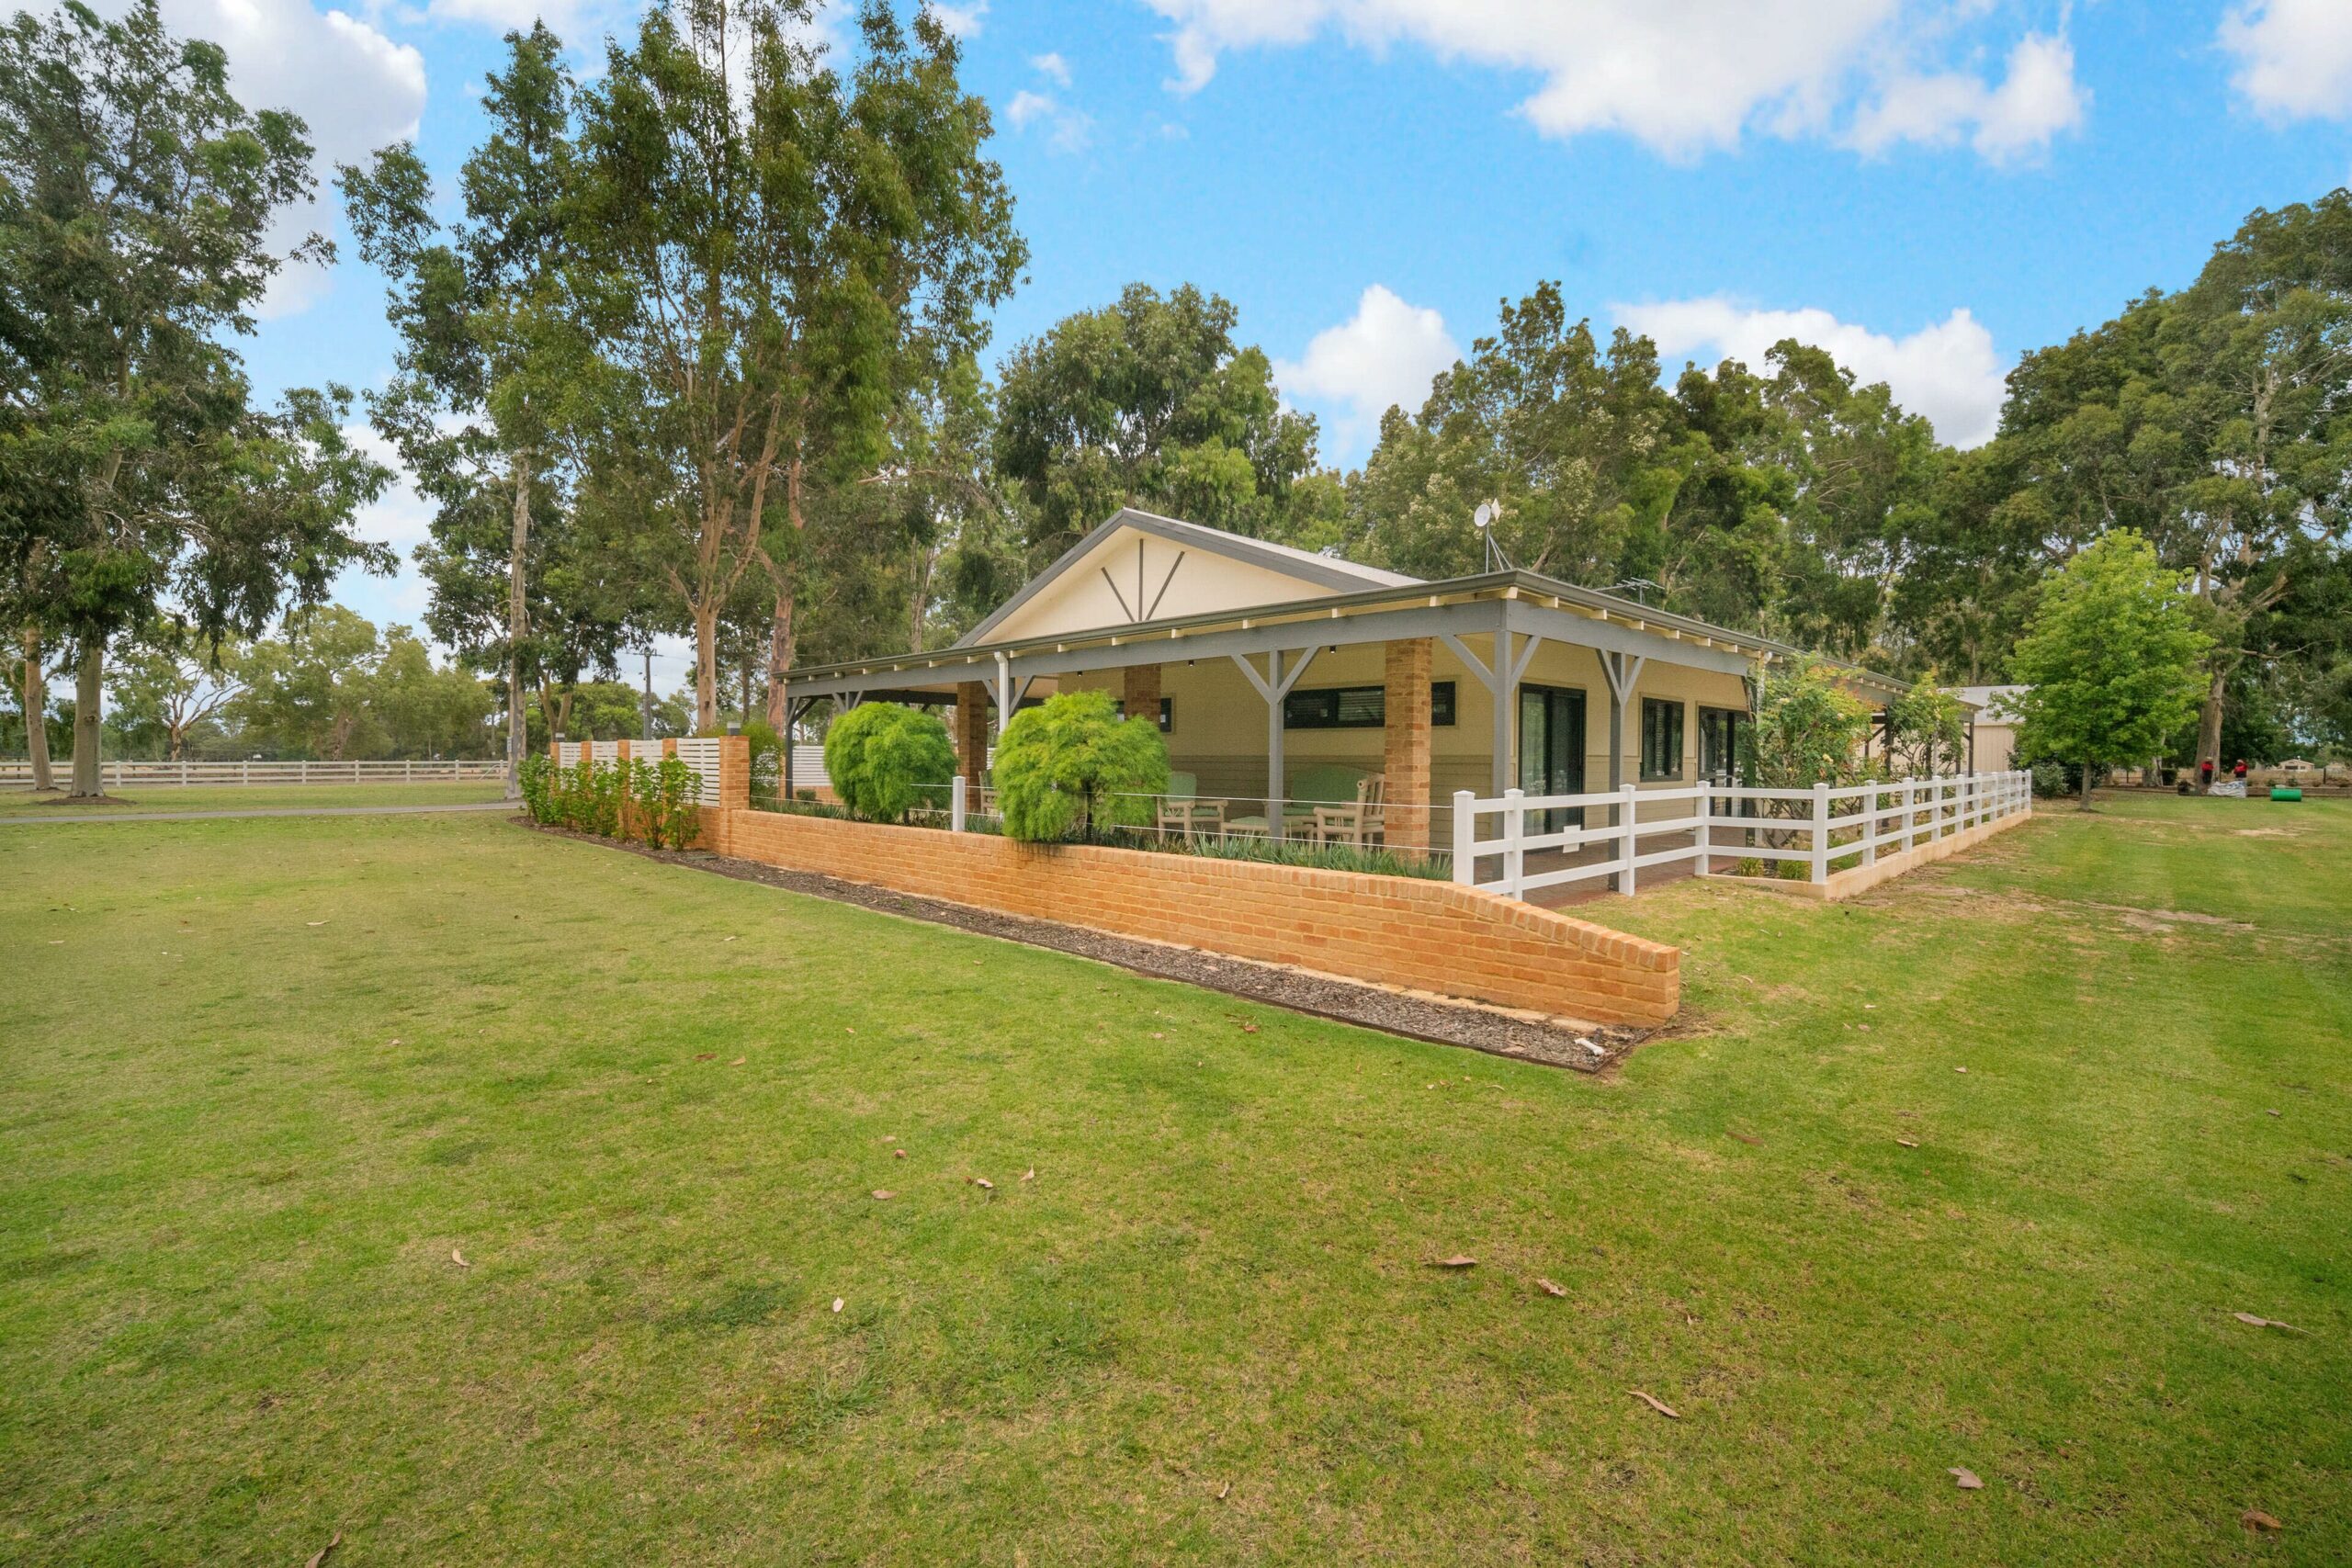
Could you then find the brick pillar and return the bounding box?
[955,682,989,785]
[1123,663,1161,728]
[1384,637,1432,854]
[709,733,750,854]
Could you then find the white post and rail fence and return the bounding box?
[0,758,507,789]
[1452,770,2033,902]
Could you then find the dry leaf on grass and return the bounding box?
[831,1297,843,1314]
[1728,1132,1762,1146]
[893,1149,907,1160]
[305,1530,342,1568]
[450,1247,469,1269]
[1896,1138,1920,1148]
[695,1053,716,1061]
[1954,1066,1968,1074]
[871,1190,894,1201]
[969,1177,994,1190]
[1216,1480,1231,1500]
[1021,1168,1035,1182]
[1535,1278,1568,1298]
[1949,1467,1984,1490]
[1629,1390,1679,1418]
[1429,1255,1476,1269]
[2231,1312,2308,1333]
[729,1056,745,1066]
[2242,1509,2284,1532]
[306,921,326,928]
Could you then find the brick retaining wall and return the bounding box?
[706,806,1679,1025]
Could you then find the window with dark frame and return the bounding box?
[1281,681,1457,730]
[1640,696,1686,782]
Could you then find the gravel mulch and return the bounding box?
[518,818,1650,1072]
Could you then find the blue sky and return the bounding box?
[166,0,2352,685]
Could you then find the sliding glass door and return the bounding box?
[1518,685,1587,831]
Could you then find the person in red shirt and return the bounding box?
[2233,759,2249,782]
[2200,758,2215,789]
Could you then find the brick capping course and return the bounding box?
[701,803,1679,1024]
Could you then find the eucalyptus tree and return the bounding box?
[0,0,390,795]
[342,22,600,795]
[1348,283,1679,584]
[994,283,1318,570]
[572,0,1022,730]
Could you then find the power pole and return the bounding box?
[641,648,653,742]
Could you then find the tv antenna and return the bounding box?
[1474,502,1513,573]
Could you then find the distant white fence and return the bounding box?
[1453,771,2033,899]
[0,758,504,789]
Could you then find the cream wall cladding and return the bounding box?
[978,516,1410,647]
[1068,633,1748,809]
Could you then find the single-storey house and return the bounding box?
[777,508,1914,855]
[1947,683,2028,773]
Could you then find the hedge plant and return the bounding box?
[993,689,1169,842]
[822,703,957,823]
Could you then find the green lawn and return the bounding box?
[0,781,508,815]
[2,793,2345,1564]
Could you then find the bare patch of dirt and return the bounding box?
[519,819,1649,1072]
[2091,902,2253,932]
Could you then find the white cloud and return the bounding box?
[1275,285,1460,462]
[1141,0,2084,164]
[1004,88,1091,152]
[1031,51,1071,86]
[1006,88,1054,129]
[1849,32,2086,162]
[930,0,986,38]
[2222,0,2352,120]
[1613,297,2007,448]
[146,0,425,318]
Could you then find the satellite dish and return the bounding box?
[1474,502,1495,531]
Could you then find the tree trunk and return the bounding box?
[21,626,52,791]
[69,639,103,797]
[506,452,531,800]
[764,580,795,732]
[2079,761,2095,811]
[693,600,718,732]
[2195,666,2226,777]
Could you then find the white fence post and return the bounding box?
[1451,790,1476,886]
[1811,781,1831,884]
[1618,782,1639,897]
[1901,777,1917,852]
[1694,783,1713,877]
[950,774,967,832]
[1502,787,1526,897]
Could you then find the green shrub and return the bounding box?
[519,754,555,824]
[822,704,957,824]
[994,690,1170,842]
[1733,855,1764,877]
[1181,834,1451,880]
[655,756,701,848]
[743,717,784,801]
[1776,858,1810,881]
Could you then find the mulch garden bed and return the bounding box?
[518,818,1649,1072]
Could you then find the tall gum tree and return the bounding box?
[343,22,597,795]
[0,0,389,796]
[573,0,1020,731]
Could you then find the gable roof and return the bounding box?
[954,507,1418,649]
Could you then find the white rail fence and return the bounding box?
[1453,771,2032,899]
[0,758,505,789]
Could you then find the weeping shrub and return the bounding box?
[994,689,1170,842]
[822,703,957,823]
